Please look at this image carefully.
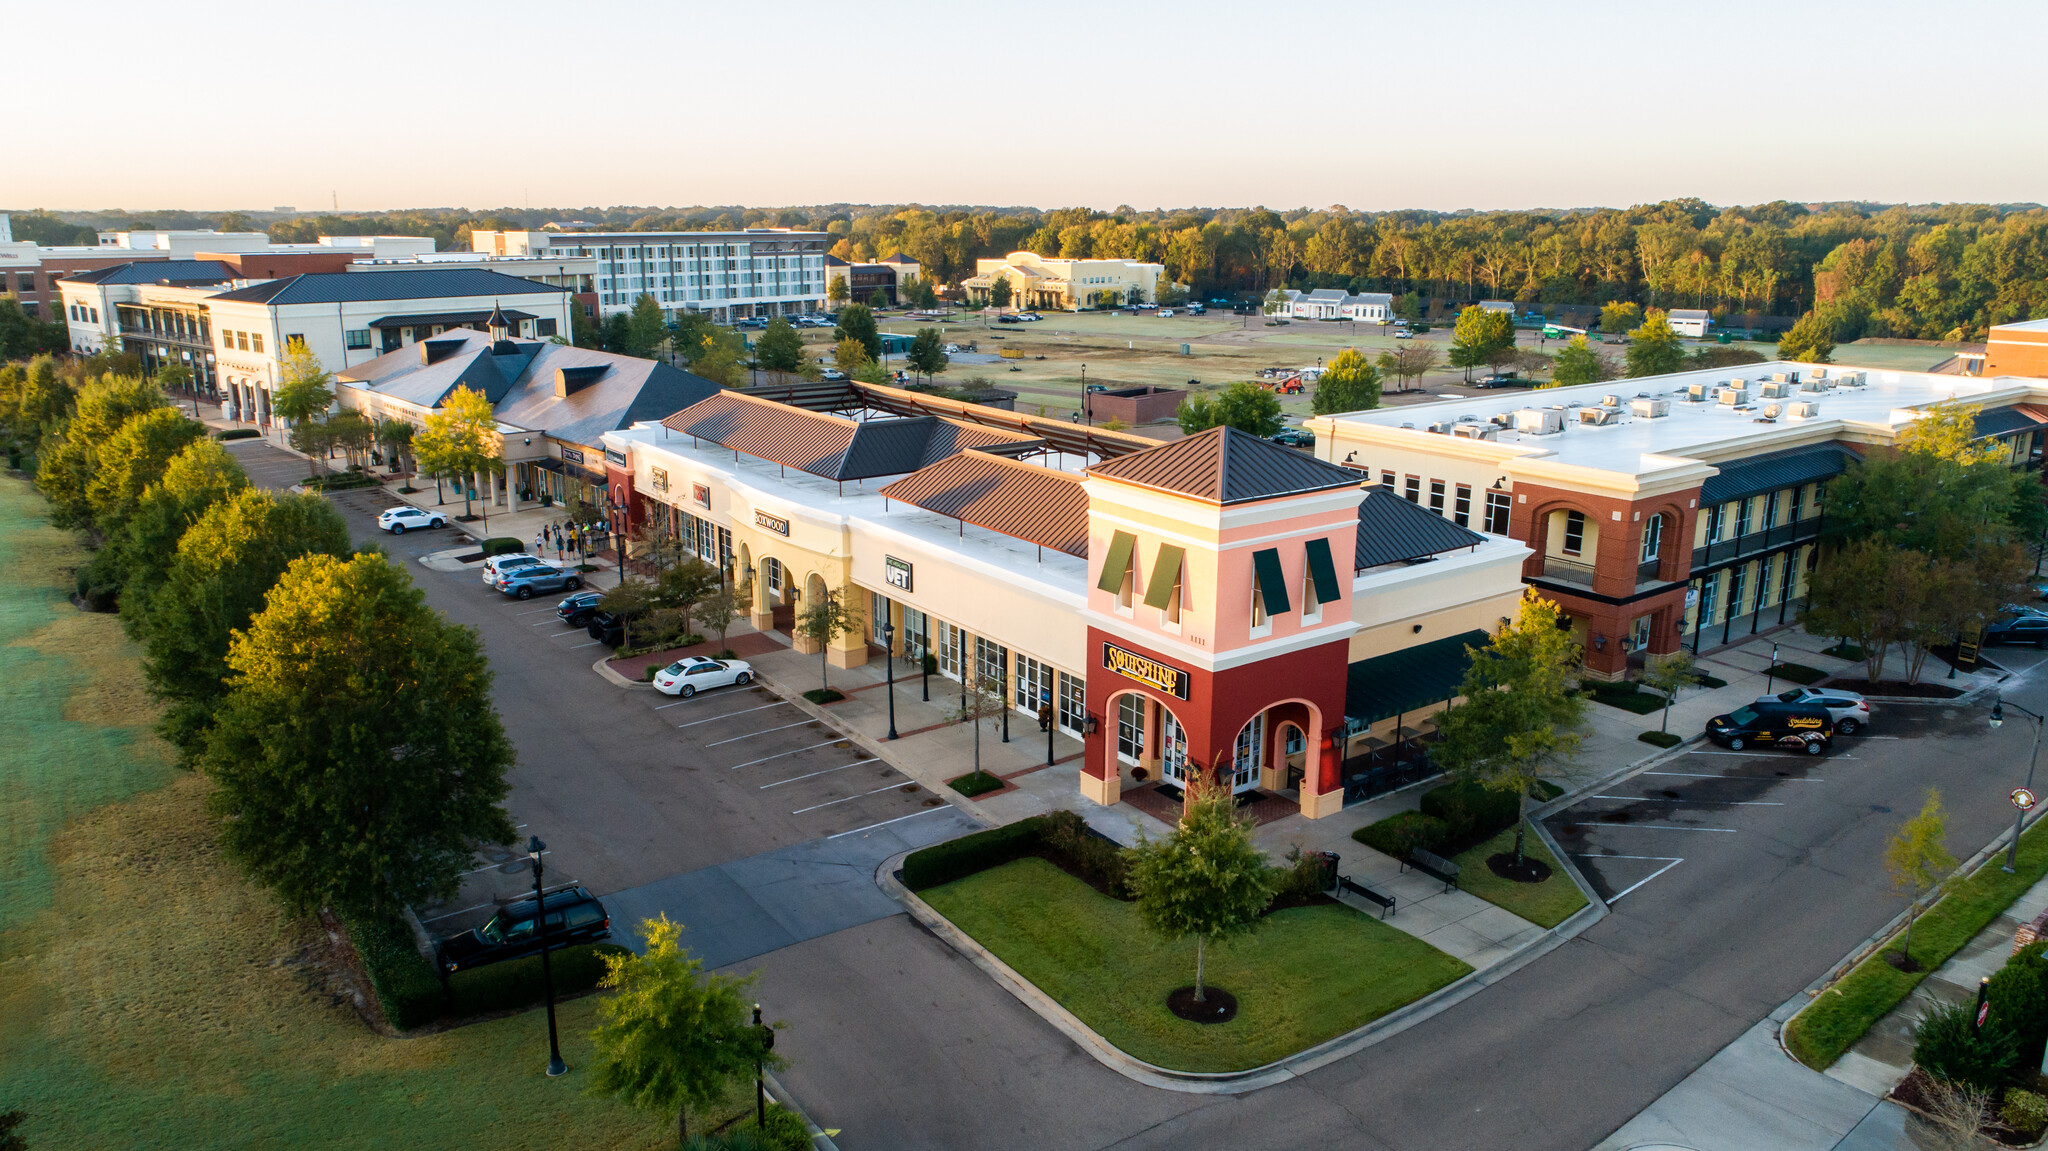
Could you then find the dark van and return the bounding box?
[1705,701,1834,755]
[436,886,611,975]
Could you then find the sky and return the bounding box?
[8,0,2045,215]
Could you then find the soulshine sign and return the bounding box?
[1101,641,1189,700]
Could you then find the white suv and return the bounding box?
[481,553,547,586]
[377,506,446,534]
[1756,687,1872,735]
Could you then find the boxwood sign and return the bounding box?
[754,510,790,536]
[1101,641,1189,700]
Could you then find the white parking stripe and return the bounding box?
[1687,750,1856,759]
[1641,771,1826,781]
[791,781,909,814]
[460,849,548,875]
[1592,795,1783,806]
[418,900,497,923]
[728,742,847,770]
[1572,854,1686,903]
[1574,824,1738,833]
[568,640,605,649]
[828,808,950,839]
[760,761,864,788]
[546,630,584,638]
[707,720,814,747]
[515,606,557,615]
[674,701,789,725]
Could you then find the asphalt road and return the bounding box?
[234,440,2041,1150]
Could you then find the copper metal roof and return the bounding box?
[660,391,1042,481]
[1087,426,1364,505]
[741,379,1159,460]
[878,451,1090,556]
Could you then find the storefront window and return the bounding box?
[1117,695,1144,764]
[936,621,963,680]
[1014,655,1050,715]
[1058,672,1084,737]
[1231,714,1264,792]
[975,637,1007,693]
[901,608,927,662]
[1160,711,1188,784]
[870,592,891,646]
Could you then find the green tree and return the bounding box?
[1599,301,1642,336]
[36,372,168,529]
[851,360,891,386]
[142,488,352,758]
[901,274,937,309]
[1778,309,1836,363]
[271,343,337,477]
[754,318,807,377]
[1395,292,1422,321]
[1447,338,1488,383]
[1216,381,1284,436]
[0,295,67,360]
[1453,306,1516,361]
[0,355,77,456]
[1312,348,1381,415]
[1126,774,1276,1004]
[1800,539,1924,683]
[693,335,747,389]
[1432,591,1588,865]
[655,558,722,639]
[696,583,745,654]
[988,276,1013,309]
[1379,343,1440,392]
[833,337,872,373]
[834,304,881,363]
[1624,313,1687,377]
[1885,789,1955,965]
[1550,335,1611,387]
[600,577,661,649]
[868,288,890,310]
[1638,650,1701,735]
[588,915,779,1145]
[84,406,205,537]
[827,273,850,305]
[413,385,502,521]
[374,416,415,473]
[948,671,1009,787]
[626,294,668,359]
[112,437,248,635]
[201,552,516,919]
[795,585,857,690]
[1825,401,2048,559]
[905,328,950,382]
[602,312,632,353]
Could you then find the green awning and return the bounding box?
[1344,630,1490,727]
[1143,543,1185,609]
[1305,537,1340,605]
[1251,547,1291,617]
[1097,530,1137,594]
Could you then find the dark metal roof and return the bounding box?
[1973,405,2048,438]
[1345,630,1490,726]
[207,268,570,305]
[660,392,1042,482]
[368,309,536,329]
[740,379,1158,461]
[1087,426,1363,506]
[1354,487,1489,570]
[878,451,1090,556]
[61,260,235,286]
[1698,444,1859,506]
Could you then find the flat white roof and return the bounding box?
[1994,318,2048,334]
[1316,360,2046,477]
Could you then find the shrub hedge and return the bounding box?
[447,942,628,1019]
[1353,780,1562,860]
[902,817,1047,891]
[1039,809,1129,898]
[1639,730,1684,748]
[346,912,445,1032]
[347,911,628,1030]
[214,427,260,441]
[1352,811,1450,858]
[479,537,524,557]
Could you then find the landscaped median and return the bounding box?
[1783,816,2048,1070]
[899,813,1472,1074]
[1352,780,1587,929]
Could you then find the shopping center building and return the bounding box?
[1304,361,2048,679]
[601,382,1531,819]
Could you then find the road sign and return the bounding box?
[2014,787,2037,811]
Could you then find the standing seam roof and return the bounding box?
[877,451,1091,556]
[661,392,1042,481]
[1696,444,1859,506]
[1354,487,1489,569]
[1086,426,1364,505]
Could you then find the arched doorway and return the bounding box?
[1104,689,1189,792]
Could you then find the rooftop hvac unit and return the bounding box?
[1427,421,1457,434]
[1761,403,1783,419]
[1726,376,1747,387]
[1578,407,1623,426]
[1837,370,1867,386]
[1771,372,1792,383]
[1631,397,1671,418]
[1810,367,1830,380]
[1488,412,1514,427]
[1512,407,1565,435]
[1452,422,1498,441]
[1686,383,1711,402]
[1600,394,1623,408]
[1787,401,1821,418]
[1801,377,1829,392]
[1759,382,1791,399]
[1718,387,1749,406]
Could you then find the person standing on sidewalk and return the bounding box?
[533,532,545,557]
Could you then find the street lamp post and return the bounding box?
[883,621,899,740]
[921,632,931,702]
[1081,363,1089,424]
[1042,687,1054,767]
[1990,700,2045,873]
[528,835,568,1077]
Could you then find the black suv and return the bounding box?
[587,611,625,646]
[557,589,604,627]
[436,886,611,975]
[1705,701,1834,755]
[1984,613,2048,647]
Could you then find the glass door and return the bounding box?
[1160,710,1189,786]
[1230,714,1264,793]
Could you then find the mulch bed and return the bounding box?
[1818,678,1965,699]
[605,631,787,680]
[1888,1067,2037,1145]
[1486,853,1553,883]
[1167,986,1238,1024]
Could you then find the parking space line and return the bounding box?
[759,762,864,788]
[1572,854,1686,904]
[568,640,605,649]
[515,606,557,616]
[791,782,909,814]
[729,742,847,769]
[1641,771,1826,781]
[418,900,496,923]
[545,629,584,638]
[1574,824,1737,833]
[1592,795,1783,806]
[460,849,547,875]
[674,701,789,725]
[707,720,814,747]
[829,808,950,839]
[1686,750,1856,760]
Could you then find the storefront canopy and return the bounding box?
[1344,629,1490,728]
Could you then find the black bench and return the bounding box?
[1402,847,1461,893]
[1336,874,1396,919]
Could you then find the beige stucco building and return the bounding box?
[963,251,1165,311]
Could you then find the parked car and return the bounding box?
[943,343,960,354]
[1705,701,1834,754]
[556,589,604,626]
[1756,686,1871,734]
[1270,428,1315,448]
[995,314,1020,324]
[1016,312,1042,322]
[482,553,548,586]
[822,368,847,381]
[1474,374,1524,388]
[377,506,446,535]
[1156,309,1176,318]
[652,656,755,697]
[1984,613,2048,646]
[494,562,583,600]
[1185,304,1205,315]
[435,886,611,975]
[1394,330,1415,340]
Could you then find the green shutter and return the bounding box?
[1143,544,1185,609]
[1251,547,1291,617]
[1096,530,1138,594]
[1305,537,1341,605]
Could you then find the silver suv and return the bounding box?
[493,562,583,600]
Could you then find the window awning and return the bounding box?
[1305,537,1340,605]
[1252,547,1291,616]
[1143,544,1185,609]
[1344,630,1490,728]
[1097,530,1137,594]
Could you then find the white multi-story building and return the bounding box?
[96,230,435,261]
[468,228,832,322]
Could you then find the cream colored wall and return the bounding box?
[847,522,1085,674]
[1347,543,1530,660]
[1544,507,1602,560]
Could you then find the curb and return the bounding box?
[761,1069,841,1151]
[877,847,1608,1095]
[1528,731,1707,825]
[593,656,654,690]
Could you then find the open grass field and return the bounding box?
[0,474,748,1150]
[920,856,1471,1073]
[1448,828,1588,929]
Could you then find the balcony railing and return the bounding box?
[119,325,211,347]
[1638,558,1665,584]
[1541,556,1598,585]
[1691,517,1824,572]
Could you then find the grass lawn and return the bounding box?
[920,856,1471,1072]
[0,476,746,1150]
[1449,828,1588,929]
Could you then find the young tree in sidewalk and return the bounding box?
[200,551,517,920]
[655,558,722,641]
[1126,772,1276,1005]
[1432,590,1588,867]
[1801,539,1925,683]
[600,577,659,649]
[1885,789,1955,969]
[1637,650,1702,736]
[271,344,337,478]
[795,585,857,691]
[1312,348,1381,415]
[413,385,502,522]
[374,416,414,474]
[587,914,780,1145]
[697,583,744,655]
[948,670,1009,787]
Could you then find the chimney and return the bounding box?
[555,365,607,397]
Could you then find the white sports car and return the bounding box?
[653,656,754,697]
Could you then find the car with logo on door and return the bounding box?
[1755,686,1872,734]
[652,656,754,697]
[1705,701,1834,754]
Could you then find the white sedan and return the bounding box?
[377,506,446,534]
[653,656,754,697]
